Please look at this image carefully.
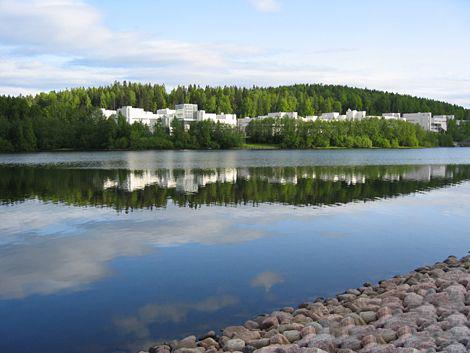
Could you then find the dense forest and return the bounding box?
[0,82,469,152]
[246,117,450,148]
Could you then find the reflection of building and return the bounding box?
[402,165,451,181]
[103,168,239,193]
[103,165,452,193]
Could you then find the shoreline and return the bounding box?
[1,146,467,155]
[144,255,470,353]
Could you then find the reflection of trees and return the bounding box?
[1,165,469,212]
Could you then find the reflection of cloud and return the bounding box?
[114,295,238,338]
[250,271,284,292]
[0,201,271,299]
[0,232,151,299]
[1,181,470,299]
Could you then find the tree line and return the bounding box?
[0,82,469,152]
[246,117,451,148]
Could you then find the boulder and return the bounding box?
[177,336,197,349]
[225,339,246,352]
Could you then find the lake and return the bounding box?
[1,148,470,353]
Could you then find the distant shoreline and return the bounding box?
[2,144,468,154]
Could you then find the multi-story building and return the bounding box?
[382,113,403,120]
[116,106,160,126]
[403,112,432,131]
[216,113,237,126]
[431,116,448,133]
[346,109,367,120]
[267,112,298,119]
[101,108,117,119]
[319,112,340,121]
[302,116,318,122]
[431,115,454,133]
[102,104,237,130]
[237,117,252,133]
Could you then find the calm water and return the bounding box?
[1,148,470,353]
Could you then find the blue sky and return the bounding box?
[0,0,469,107]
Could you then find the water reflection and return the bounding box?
[0,165,468,211]
[2,161,470,353]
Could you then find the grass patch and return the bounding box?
[240,143,280,150]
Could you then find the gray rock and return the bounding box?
[448,325,470,344]
[198,337,219,349]
[225,339,246,352]
[360,311,377,324]
[269,334,290,345]
[297,333,317,347]
[223,326,261,342]
[174,348,205,353]
[243,346,256,353]
[283,330,301,343]
[246,339,270,349]
[300,326,316,337]
[440,313,467,330]
[245,320,260,330]
[177,336,197,349]
[306,334,335,353]
[252,344,300,353]
[261,316,280,329]
[339,336,361,351]
[443,343,467,353]
[377,328,397,343]
[199,331,216,340]
[404,293,424,308]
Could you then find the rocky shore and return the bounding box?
[144,255,470,353]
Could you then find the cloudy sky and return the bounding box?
[0,0,469,107]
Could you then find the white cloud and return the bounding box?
[249,0,281,12]
[0,0,468,107]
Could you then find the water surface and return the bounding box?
[1,149,470,353]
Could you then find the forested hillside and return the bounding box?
[28,82,470,119]
[0,82,469,152]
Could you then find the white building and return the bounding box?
[346,109,367,120]
[403,112,432,131]
[216,113,237,126]
[382,113,403,120]
[101,108,117,119]
[302,115,318,122]
[175,104,198,122]
[319,112,340,121]
[237,117,252,132]
[431,116,448,133]
[115,106,160,127]
[157,108,176,129]
[267,112,298,119]
[101,104,237,131]
[101,106,161,128]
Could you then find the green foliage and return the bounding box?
[1,81,469,152]
[2,165,470,211]
[247,118,440,148]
